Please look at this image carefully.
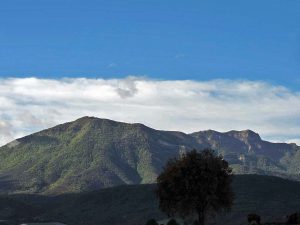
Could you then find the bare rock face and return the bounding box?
[227,130,261,142]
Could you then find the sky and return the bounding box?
[0,1,300,146]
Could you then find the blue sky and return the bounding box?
[0,2,300,145]
[0,0,299,89]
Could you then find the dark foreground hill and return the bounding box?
[1,175,300,225]
[0,117,299,194]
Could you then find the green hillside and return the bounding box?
[1,175,300,225]
[0,117,299,194]
[0,117,200,194]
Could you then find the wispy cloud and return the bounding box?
[174,53,186,59]
[0,77,300,146]
[107,62,118,68]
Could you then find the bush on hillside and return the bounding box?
[167,218,179,225]
[247,214,260,224]
[146,219,158,225]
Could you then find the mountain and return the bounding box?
[191,130,300,177]
[1,175,300,225]
[0,117,201,194]
[0,116,299,194]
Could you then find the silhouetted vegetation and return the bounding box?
[0,175,300,225]
[146,219,159,225]
[248,214,261,225]
[286,212,300,224]
[156,149,234,225]
[167,218,180,225]
[248,212,300,225]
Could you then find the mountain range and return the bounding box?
[0,116,299,194]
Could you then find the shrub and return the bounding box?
[167,218,179,225]
[146,219,158,225]
[247,214,261,224]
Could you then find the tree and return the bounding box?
[167,218,180,225]
[247,214,261,225]
[145,219,158,225]
[156,149,234,225]
[287,212,300,224]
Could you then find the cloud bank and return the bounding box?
[0,77,300,146]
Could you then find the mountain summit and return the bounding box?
[0,117,299,194]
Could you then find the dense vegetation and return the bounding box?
[157,149,234,225]
[1,175,300,225]
[0,117,299,194]
[0,117,201,194]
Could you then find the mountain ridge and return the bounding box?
[4,117,296,148]
[0,116,299,194]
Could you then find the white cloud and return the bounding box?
[0,77,300,146]
[0,120,14,145]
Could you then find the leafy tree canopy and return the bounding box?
[167,218,180,225]
[146,219,158,225]
[156,149,234,225]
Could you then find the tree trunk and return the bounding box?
[197,211,205,225]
